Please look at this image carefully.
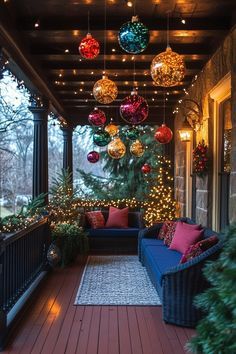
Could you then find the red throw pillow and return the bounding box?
[180,235,219,264]
[169,221,203,253]
[105,206,129,228]
[86,211,105,229]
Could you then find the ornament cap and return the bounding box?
[86,33,92,38]
[102,74,108,80]
[131,15,139,22]
[166,45,172,52]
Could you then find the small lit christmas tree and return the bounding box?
[48,169,80,225]
[143,155,176,226]
[188,223,236,354]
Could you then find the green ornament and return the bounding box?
[125,127,140,141]
[93,129,111,147]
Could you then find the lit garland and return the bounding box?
[193,140,208,177]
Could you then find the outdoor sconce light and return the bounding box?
[178,118,193,142]
[181,98,203,132]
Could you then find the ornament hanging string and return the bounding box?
[163,91,166,124]
[87,10,90,33]
[134,0,136,16]
[133,57,136,89]
[166,11,170,48]
[103,0,107,73]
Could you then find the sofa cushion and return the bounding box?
[85,210,105,229]
[169,221,203,253]
[105,206,129,228]
[88,228,140,238]
[143,243,182,283]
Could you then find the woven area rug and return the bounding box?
[74,255,161,306]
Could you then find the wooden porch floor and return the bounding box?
[3,256,195,354]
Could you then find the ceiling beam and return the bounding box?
[18,16,231,31]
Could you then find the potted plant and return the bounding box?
[51,222,88,267]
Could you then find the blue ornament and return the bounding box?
[118,16,149,54]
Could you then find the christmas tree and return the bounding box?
[48,169,81,225]
[188,223,236,354]
[143,155,176,226]
[77,125,163,201]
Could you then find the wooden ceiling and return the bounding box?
[1,0,236,126]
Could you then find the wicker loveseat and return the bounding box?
[84,210,144,253]
[138,217,224,327]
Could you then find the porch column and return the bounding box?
[29,98,49,203]
[61,125,73,182]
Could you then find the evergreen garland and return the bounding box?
[187,223,236,354]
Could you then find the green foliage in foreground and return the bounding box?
[187,223,236,354]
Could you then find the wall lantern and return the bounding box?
[178,118,193,142]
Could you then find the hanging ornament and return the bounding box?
[105,122,119,137]
[130,139,145,157]
[79,33,100,59]
[87,151,100,163]
[118,16,149,54]
[88,108,106,126]
[120,91,148,125]
[93,129,111,147]
[151,46,185,87]
[93,75,118,104]
[125,126,140,140]
[141,163,151,174]
[154,124,173,144]
[47,243,61,267]
[107,137,126,159]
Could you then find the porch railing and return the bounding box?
[0,219,51,349]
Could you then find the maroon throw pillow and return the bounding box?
[169,221,203,253]
[163,221,177,246]
[86,211,105,229]
[180,235,219,264]
[159,221,169,239]
[105,206,129,228]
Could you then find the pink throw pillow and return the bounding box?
[105,206,129,228]
[86,211,105,229]
[169,221,203,253]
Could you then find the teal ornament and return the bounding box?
[118,15,149,54]
[125,127,140,141]
[93,129,111,147]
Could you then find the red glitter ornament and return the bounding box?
[88,108,106,126]
[79,33,100,59]
[87,151,100,163]
[120,91,149,125]
[141,163,151,174]
[154,124,173,144]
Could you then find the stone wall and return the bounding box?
[174,27,236,228]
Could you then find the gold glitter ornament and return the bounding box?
[105,123,119,137]
[107,137,126,159]
[93,75,118,104]
[130,139,145,157]
[150,46,185,87]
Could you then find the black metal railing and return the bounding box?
[0,219,50,349]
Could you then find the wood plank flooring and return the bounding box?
[2,256,195,354]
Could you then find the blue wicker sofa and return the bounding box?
[84,210,144,253]
[138,217,224,327]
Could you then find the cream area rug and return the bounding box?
[75,255,161,306]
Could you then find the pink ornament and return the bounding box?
[154,124,173,144]
[88,108,106,126]
[120,91,149,125]
[141,163,151,174]
[79,33,100,59]
[87,151,100,163]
